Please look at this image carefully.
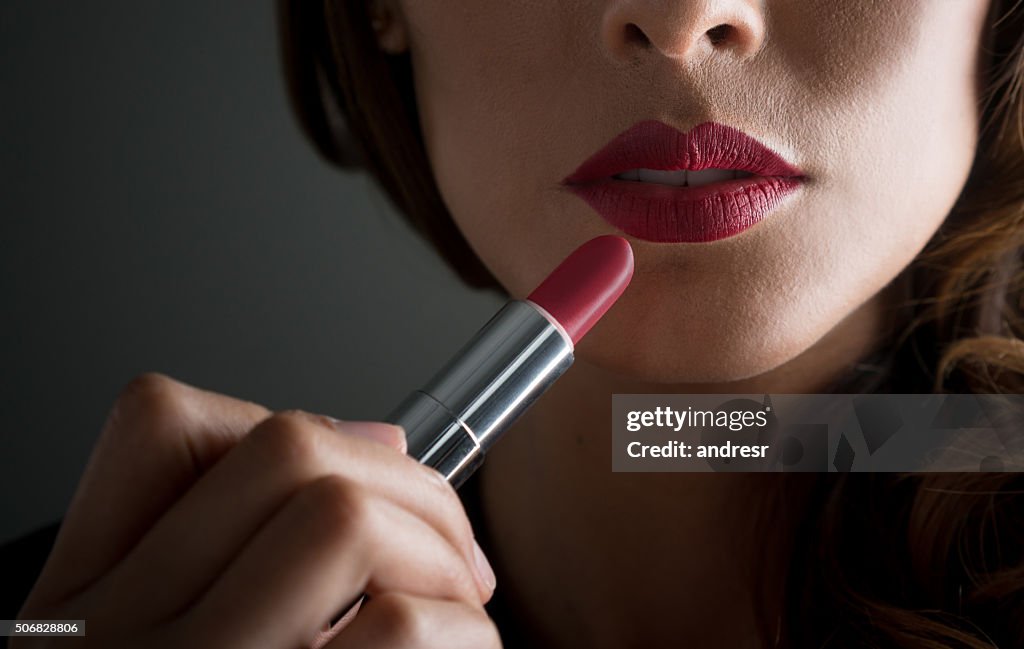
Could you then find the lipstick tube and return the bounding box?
[325,236,632,629]
[387,300,573,488]
[385,235,634,489]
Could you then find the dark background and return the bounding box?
[1,2,501,544]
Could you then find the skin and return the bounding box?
[384,0,986,384]
[374,0,991,646]
[15,1,992,648]
[14,374,500,648]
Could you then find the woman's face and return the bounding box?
[383,0,989,383]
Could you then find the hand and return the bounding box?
[12,373,500,648]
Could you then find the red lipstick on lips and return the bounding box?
[563,121,805,243]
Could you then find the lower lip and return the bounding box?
[566,176,803,243]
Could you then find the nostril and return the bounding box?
[706,24,734,46]
[623,22,651,48]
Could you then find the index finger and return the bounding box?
[28,372,270,606]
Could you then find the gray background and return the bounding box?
[1,2,501,543]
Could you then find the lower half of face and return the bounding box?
[403,0,989,384]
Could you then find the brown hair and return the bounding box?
[276,0,496,288]
[774,3,1024,645]
[277,1,1024,646]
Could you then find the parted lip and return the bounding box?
[563,120,803,184]
[561,120,806,243]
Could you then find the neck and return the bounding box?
[478,288,891,647]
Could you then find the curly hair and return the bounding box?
[276,1,1024,646]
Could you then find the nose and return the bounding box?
[601,0,766,63]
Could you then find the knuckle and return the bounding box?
[436,569,476,607]
[301,474,374,542]
[247,411,323,468]
[418,462,462,510]
[371,593,431,645]
[107,372,191,431]
[418,464,475,542]
[118,371,182,404]
[370,595,502,647]
[441,548,483,602]
[461,605,503,648]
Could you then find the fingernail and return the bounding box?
[472,539,497,593]
[322,417,407,453]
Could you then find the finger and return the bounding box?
[30,373,271,605]
[174,474,485,649]
[322,593,502,649]
[98,411,489,621]
[321,414,407,453]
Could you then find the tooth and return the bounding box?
[687,168,735,187]
[637,168,687,186]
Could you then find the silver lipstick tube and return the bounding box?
[386,300,574,489]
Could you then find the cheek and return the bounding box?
[774,0,985,234]
[780,0,985,334]
[405,1,601,293]
[598,2,985,382]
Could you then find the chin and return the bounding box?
[573,284,819,386]
[573,309,811,387]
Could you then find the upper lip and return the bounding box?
[563,120,804,185]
